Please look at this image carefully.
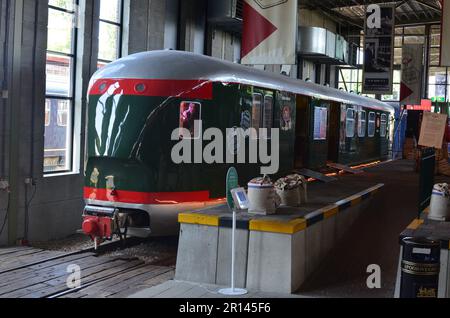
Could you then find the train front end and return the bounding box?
[81,52,217,247]
[82,78,160,246]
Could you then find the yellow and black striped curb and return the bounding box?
[400,214,450,250]
[179,183,384,235]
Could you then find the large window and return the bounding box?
[428,26,449,102]
[340,26,450,102]
[338,68,376,99]
[44,0,78,173]
[98,0,124,68]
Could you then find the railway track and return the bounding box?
[0,237,146,276]
[0,238,177,298]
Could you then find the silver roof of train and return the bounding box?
[92,50,395,113]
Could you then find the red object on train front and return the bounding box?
[82,215,114,242]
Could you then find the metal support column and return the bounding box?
[8,0,24,245]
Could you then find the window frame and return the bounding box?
[345,108,356,138]
[97,0,125,66]
[44,0,79,175]
[358,110,367,138]
[45,100,51,127]
[57,100,69,127]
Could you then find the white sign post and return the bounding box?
[218,208,248,296]
[219,168,248,296]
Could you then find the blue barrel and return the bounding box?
[400,237,441,298]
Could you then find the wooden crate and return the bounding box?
[438,159,450,176]
[403,138,417,160]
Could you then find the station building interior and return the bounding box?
[0,0,450,299]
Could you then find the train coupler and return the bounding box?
[82,206,124,248]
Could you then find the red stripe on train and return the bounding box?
[88,79,213,100]
[83,187,211,205]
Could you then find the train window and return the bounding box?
[179,101,201,139]
[45,100,51,127]
[368,112,376,137]
[57,101,69,127]
[262,95,274,139]
[380,114,387,138]
[346,109,356,138]
[358,111,366,137]
[251,93,263,138]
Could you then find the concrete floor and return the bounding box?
[297,160,450,298]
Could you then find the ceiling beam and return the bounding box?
[396,17,441,26]
[304,4,364,28]
[414,0,442,13]
[396,0,409,8]
[315,0,404,9]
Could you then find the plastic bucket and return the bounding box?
[248,182,278,215]
[276,187,300,207]
[429,183,450,221]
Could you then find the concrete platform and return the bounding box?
[128,280,304,298]
[175,174,384,294]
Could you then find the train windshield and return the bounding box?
[87,90,159,159]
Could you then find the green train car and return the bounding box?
[81,50,394,244]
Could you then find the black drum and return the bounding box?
[400,237,441,298]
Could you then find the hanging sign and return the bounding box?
[400,44,423,106]
[362,4,395,94]
[241,0,298,65]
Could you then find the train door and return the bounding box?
[294,95,309,168]
[327,102,340,163]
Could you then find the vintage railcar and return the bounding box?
[82,50,395,244]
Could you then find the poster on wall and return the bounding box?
[313,107,328,140]
[362,4,395,94]
[400,44,423,105]
[441,0,450,66]
[418,112,448,149]
[241,0,298,65]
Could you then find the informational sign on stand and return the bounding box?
[226,167,239,211]
[418,112,448,149]
[219,167,248,296]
